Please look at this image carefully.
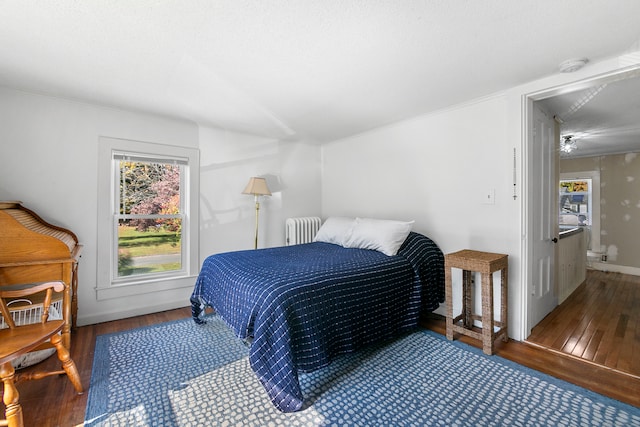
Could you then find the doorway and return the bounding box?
[524,65,640,372]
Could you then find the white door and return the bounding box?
[528,103,558,333]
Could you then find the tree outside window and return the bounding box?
[97,138,198,299]
[116,160,183,277]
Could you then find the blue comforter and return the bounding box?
[190,232,444,412]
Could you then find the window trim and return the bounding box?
[97,137,199,300]
[112,156,186,282]
[560,170,600,253]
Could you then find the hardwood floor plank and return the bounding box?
[568,277,615,356]
[555,317,581,351]
[604,321,625,369]
[593,281,629,364]
[617,314,635,372]
[603,278,631,370]
[585,296,615,363]
[633,311,640,374]
[582,328,604,361]
[529,269,640,377]
[571,282,617,359]
[546,281,593,351]
[526,285,576,339]
[531,283,588,346]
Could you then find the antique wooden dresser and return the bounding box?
[0,201,82,350]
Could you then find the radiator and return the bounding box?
[285,217,322,245]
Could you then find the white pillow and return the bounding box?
[343,217,414,256]
[314,217,356,246]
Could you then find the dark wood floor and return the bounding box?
[4,302,640,426]
[527,269,640,377]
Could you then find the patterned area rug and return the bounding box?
[85,315,640,426]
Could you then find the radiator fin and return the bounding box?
[285,217,322,246]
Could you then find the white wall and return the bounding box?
[321,95,521,334]
[0,88,322,325]
[198,125,321,259]
[0,87,199,325]
[321,50,640,341]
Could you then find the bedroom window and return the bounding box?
[97,137,199,299]
[559,171,600,253]
[114,154,185,279]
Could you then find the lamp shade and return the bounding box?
[242,177,272,196]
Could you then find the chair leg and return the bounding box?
[50,334,84,394]
[1,361,24,427]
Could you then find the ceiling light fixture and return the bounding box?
[559,58,588,73]
[560,135,577,153]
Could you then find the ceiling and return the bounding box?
[1,1,640,143]
[538,71,640,158]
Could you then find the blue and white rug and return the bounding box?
[85,315,640,426]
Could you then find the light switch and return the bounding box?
[483,189,495,204]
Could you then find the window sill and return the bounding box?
[95,274,197,301]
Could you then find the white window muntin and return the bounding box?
[96,137,199,300]
[111,154,186,283]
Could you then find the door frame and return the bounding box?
[521,64,640,338]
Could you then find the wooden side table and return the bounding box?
[445,249,508,355]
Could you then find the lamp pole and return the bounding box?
[242,177,271,249]
[253,194,260,250]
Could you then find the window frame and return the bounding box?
[560,171,600,253]
[112,154,186,282]
[97,137,199,300]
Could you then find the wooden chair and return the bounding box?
[0,281,83,427]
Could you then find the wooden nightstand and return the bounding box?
[445,249,508,355]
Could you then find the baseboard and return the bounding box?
[77,300,190,326]
[588,262,640,277]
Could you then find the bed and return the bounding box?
[190,219,444,413]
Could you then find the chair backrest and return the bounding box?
[0,281,66,329]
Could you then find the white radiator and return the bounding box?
[285,217,322,245]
